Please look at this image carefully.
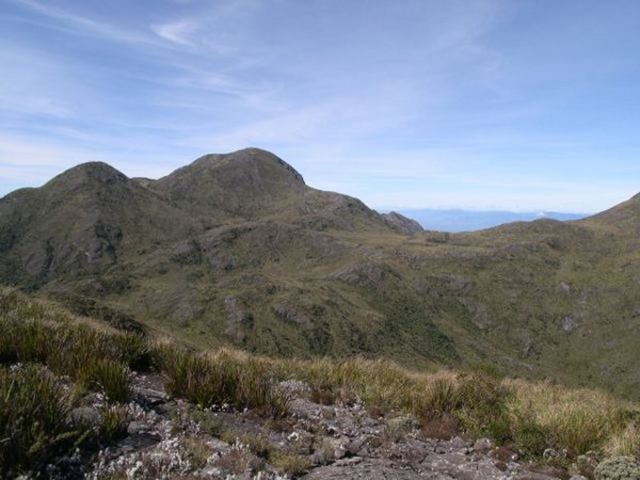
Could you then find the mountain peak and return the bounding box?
[64,161,124,177]
[190,148,305,185]
[154,149,307,220]
[45,161,129,191]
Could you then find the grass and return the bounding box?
[261,354,640,461]
[270,449,312,477]
[0,365,75,477]
[0,288,146,402]
[172,347,639,463]
[154,344,289,417]
[0,363,135,477]
[218,429,310,477]
[1,286,639,475]
[0,288,142,476]
[182,436,212,469]
[1,316,135,402]
[99,404,129,443]
[605,422,640,458]
[507,379,640,457]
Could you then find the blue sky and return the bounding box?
[1,0,640,212]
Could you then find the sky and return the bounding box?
[1,0,640,213]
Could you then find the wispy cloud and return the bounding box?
[2,0,640,212]
[11,0,159,47]
[151,19,198,46]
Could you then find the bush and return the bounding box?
[593,456,640,480]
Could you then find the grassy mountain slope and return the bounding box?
[1,148,640,398]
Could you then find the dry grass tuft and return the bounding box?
[270,449,312,477]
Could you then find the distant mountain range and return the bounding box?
[2,147,640,398]
[386,209,589,232]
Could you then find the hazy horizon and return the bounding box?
[2,0,640,212]
[385,207,590,232]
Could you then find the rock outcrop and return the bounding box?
[382,211,424,235]
[49,373,577,480]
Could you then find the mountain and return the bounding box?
[582,191,640,233]
[152,148,398,232]
[0,162,199,289]
[2,148,640,399]
[389,208,588,232]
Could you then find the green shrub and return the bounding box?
[593,456,640,480]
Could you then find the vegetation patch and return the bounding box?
[1,287,639,476]
[154,344,288,416]
[0,365,75,477]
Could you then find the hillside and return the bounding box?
[1,288,638,479]
[2,148,640,399]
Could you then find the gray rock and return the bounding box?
[472,438,492,452]
[333,456,363,467]
[441,452,468,465]
[117,432,162,454]
[449,436,468,450]
[543,447,560,460]
[345,437,366,456]
[310,449,329,467]
[126,420,148,435]
[69,407,102,426]
[224,295,253,343]
[561,315,578,332]
[381,211,424,235]
[302,459,422,479]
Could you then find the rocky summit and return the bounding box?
[2,148,640,399]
